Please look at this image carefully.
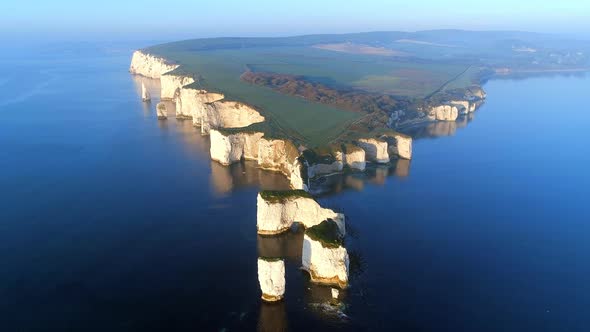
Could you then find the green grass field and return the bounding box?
[146,45,473,145]
[144,31,589,145]
[147,48,362,146]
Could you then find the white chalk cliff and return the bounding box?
[209,130,264,165]
[307,150,344,179]
[420,88,485,124]
[156,102,167,119]
[307,145,370,178]
[305,144,375,177]
[449,100,471,115]
[176,88,224,126]
[302,234,349,288]
[258,138,306,190]
[202,101,265,134]
[131,49,414,190]
[173,86,264,134]
[307,160,344,178]
[382,133,412,160]
[129,51,178,79]
[210,130,304,189]
[257,258,286,302]
[256,193,345,235]
[344,145,366,171]
[132,51,264,134]
[357,138,390,163]
[141,82,151,102]
[428,104,459,121]
[160,74,195,100]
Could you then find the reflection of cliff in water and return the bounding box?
[134,74,292,196]
[401,113,475,139]
[131,75,161,117]
[257,228,304,263]
[258,301,288,332]
[211,160,291,196]
[309,159,411,196]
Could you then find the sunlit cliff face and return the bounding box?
[130,50,421,193]
[129,51,178,79]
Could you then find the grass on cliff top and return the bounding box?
[306,219,343,249]
[143,32,586,146]
[144,37,481,146]
[339,127,410,143]
[143,47,360,146]
[302,143,368,164]
[258,256,283,262]
[260,190,312,203]
[341,143,364,154]
[301,145,342,165]
[217,121,304,144]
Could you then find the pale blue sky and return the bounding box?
[2,0,589,40]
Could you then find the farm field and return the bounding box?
[145,31,590,145]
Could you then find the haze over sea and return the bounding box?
[1,42,589,331]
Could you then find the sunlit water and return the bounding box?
[1,43,589,331]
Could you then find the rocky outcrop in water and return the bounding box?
[307,160,344,178]
[427,104,459,121]
[129,51,178,79]
[156,102,167,119]
[161,74,195,100]
[256,191,345,235]
[420,86,486,123]
[203,101,265,134]
[141,82,151,102]
[448,100,473,115]
[305,136,412,178]
[174,87,265,134]
[305,145,367,179]
[302,220,349,288]
[357,138,389,163]
[175,88,224,125]
[209,130,264,165]
[257,258,286,302]
[210,130,304,189]
[343,144,366,171]
[256,194,349,291]
[381,133,412,160]
[133,51,264,134]
[258,139,305,190]
[131,50,412,190]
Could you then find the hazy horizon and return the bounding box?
[2,0,589,42]
[2,29,590,48]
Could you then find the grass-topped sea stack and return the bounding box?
[256,190,345,235]
[302,219,349,288]
[156,102,167,119]
[257,257,286,302]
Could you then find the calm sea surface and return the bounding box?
[1,42,589,331]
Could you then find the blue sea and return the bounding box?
[1,42,589,331]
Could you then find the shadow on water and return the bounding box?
[309,159,411,197]
[258,301,288,332]
[400,113,476,139]
[210,160,292,196]
[257,228,304,263]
